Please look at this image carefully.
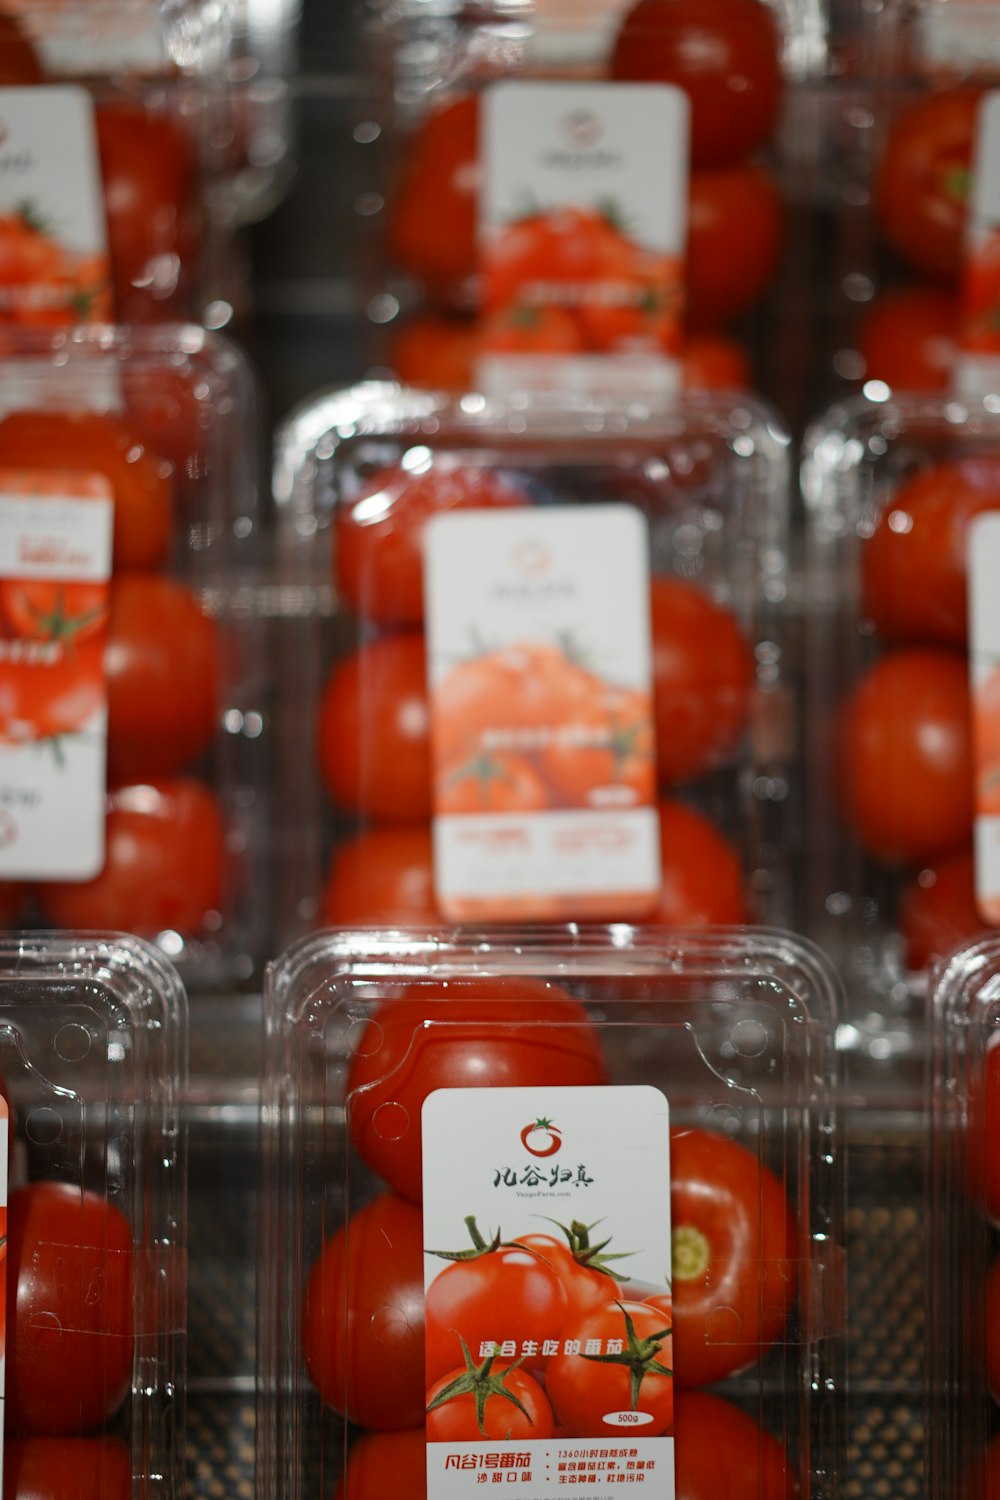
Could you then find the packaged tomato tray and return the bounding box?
[0,324,268,988]
[801,386,1000,1055]
[257,925,844,1500]
[272,379,795,947]
[0,931,187,1499]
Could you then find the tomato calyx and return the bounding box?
[10,586,107,644]
[579,1301,673,1410]
[538,1216,636,1283]
[672,1223,710,1283]
[426,1215,511,1263]
[425,1337,536,1437]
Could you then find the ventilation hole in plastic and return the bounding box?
[370,1305,412,1345]
[25,1107,62,1146]
[704,1103,741,1137]
[704,1304,744,1344]
[54,1023,92,1063]
[347,1018,382,1058]
[371,1100,409,1142]
[730,1018,769,1059]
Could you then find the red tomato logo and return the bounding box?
[520,1116,562,1157]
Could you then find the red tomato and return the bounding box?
[318,634,431,822]
[515,1228,634,1328]
[0,580,108,644]
[479,303,585,354]
[856,284,958,391]
[426,1361,553,1442]
[105,575,218,780]
[95,103,198,322]
[483,207,641,316]
[40,776,225,937]
[968,1033,1000,1226]
[0,14,44,84]
[319,825,439,927]
[3,1436,131,1500]
[122,362,212,483]
[536,688,655,811]
[682,333,753,390]
[302,1193,425,1429]
[0,635,105,743]
[335,1430,426,1500]
[387,314,479,393]
[6,1182,133,1436]
[668,1127,798,1387]
[968,1434,1000,1500]
[899,848,986,971]
[650,576,754,783]
[650,798,747,925]
[836,648,973,865]
[334,462,527,627]
[674,1391,793,1500]
[611,0,783,168]
[987,1252,1000,1406]
[545,1300,674,1437]
[875,87,980,283]
[346,977,607,1201]
[437,751,551,813]
[686,165,784,330]
[861,458,1000,647]
[0,409,173,571]
[387,94,478,291]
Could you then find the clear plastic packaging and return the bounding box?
[0,323,267,988]
[0,930,187,1495]
[221,0,299,224]
[272,379,794,949]
[257,924,844,1500]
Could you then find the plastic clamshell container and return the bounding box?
[222,0,299,224]
[801,387,1000,1057]
[0,931,187,1496]
[272,380,794,949]
[0,324,267,989]
[257,924,844,1500]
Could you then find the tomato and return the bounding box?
[0,410,173,572]
[426,1360,553,1442]
[682,333,752,390]
[856,284,958,391]
[335,1430,426,1500]
[122,362,212,483]
[387,314,479,392]
[650,575,754,784]
[319,825,439,927]
[0,634,105,743]
[0,14,43,84]
[836,648,973,865]
[610,0,783,168]
[425,1238,568,1386]
[968,1033,1000,1226]
[334,461,527,627]
[6,1182,133,1436]
[987,1252,1000,1406]
[0,580,108,644]
[3,1436,131,1500]
[899,848,986,971]
[479,303,585,354]
[95,103,198,322]
[346,977,607,1201]
[969,1434,1000,1500]
[483,207,642,316]
[437,751,551,813]
[302,1193,425,1429]
[387,94,478,291]
[515,1225,635,1328]
[668,1127,797,1387]
[40,776,225,937]
[545,1300,673,1437]
[875,87,980,283]
[674,1391,793,1500]
[536,688,655,810]
[686,164,784,330]
[861,458,1000,647]
[318,633,431,822]
[650,798,747,925]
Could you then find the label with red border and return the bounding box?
[969,511,1000,920]
[0,470,112,879]
[475,82,688,397]
[423,1085,674,1500]
[957,90,1000,396]
[424,503,661,923]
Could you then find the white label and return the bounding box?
[920,3,1000,67]
[423,1085,674,1499]
[425,504,660,921]
[968,511,1000,921]
[957,92,1000,397]
[0,497,113,580]
[4,2,168,75]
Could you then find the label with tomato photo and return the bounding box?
[476,82,688,396]
[969,512,1000,920]
[424,504,661,922]
[0,470,112,879]
[957,91,1000,394]
[423,1084,674,1498]
[0,86,112,331]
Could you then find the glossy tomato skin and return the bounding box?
[875,87,980,283]
[610,0,783,168]
[836,648,973,865]
[856,284,958,392]
[968,1035,1000,1226]
[335,1429,426,1500]
[0,410,173,572]
[545,1300,674,1437]
[334,463,527,627]
[0,15,44,84]
[425,1240,568,1384]
[686,164,784,329]
[319,825,439,926]
[899,848,986,971]
[388,94,478,292]
[302,1193,425,1429]
[861,458,1000,646]
[682,333,752,390]
[346,977,607,1201]
[0,635,105,744]
[675,1391,793,1500]
[3,1436,131,1500]
[106,575,218,780]
[535,688,654,811]
[7,1182,133,1437]
[986,1253,1000,1405]
[426,1364,553,1442]
[649,799,748,926]
[318,634,431,822]
[41,776,225,937]
[387,314,479,392]
[668,1127,798,1387]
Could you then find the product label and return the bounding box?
[424,504,661,922]
[0,470,112,879]
[423,1085,674,1500]
[919,1,1000,68]
[475,82,688,398]
[957,91,1000,397]
[1,1,169,76]
[0,86,111,329]
[969,511,1000,920]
